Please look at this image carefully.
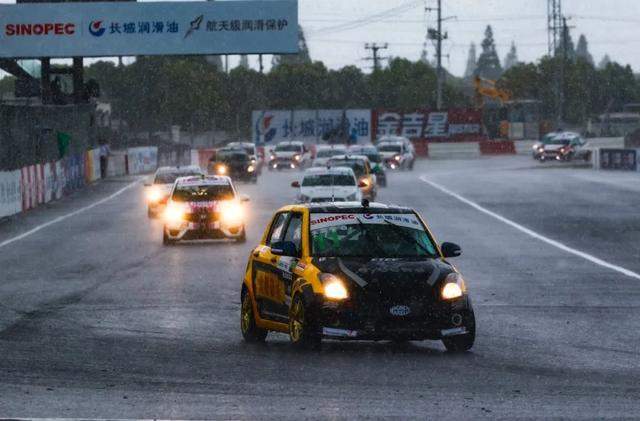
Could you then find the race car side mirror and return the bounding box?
[239,194,250,203]
[441,242,462,258]
[291,181,300,188]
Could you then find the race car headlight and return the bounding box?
[441,273,466,300]
[293,154,302,162]
[164,202,188,225]
[320,274,348,300]
[247,164,255,173]
[219,200,244,226]
[146,186,162,203]
[394,154,402,162]
[216,164,227,175]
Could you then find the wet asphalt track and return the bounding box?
[0,156,639,419]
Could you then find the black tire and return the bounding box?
[162,230,176,246]
[236,226,247,243]
[289,295,321,350]
[241,290,268,343]
[442,310,476,352]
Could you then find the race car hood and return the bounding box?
[542,144,568,151]
[300,186,358,199]
[312,256,454,291]
[273,151,300,159]
[379,151,399,159]
[185,201,219,212]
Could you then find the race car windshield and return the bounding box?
[217,151,249,162]
[378,145,402,153]
[172,185,235,202]
[317,149,345,158]
[154,172,200,184]
[302,174,355,187]
[275,144,302,152]
[547,139,572,145]
[327,160,365,177]
[310,213,437,258]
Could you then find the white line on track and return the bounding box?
[420,175,640,281]
[0,179,140,250]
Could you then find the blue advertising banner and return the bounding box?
[0,1,298,58]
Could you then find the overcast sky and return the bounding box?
[2,0,639,76]
[298,0,640,76]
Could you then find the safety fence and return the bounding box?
[0,146,161,220]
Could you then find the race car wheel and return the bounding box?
[442,310,476,352]
[289,295,321,350]
[236,226,247,243]
[162,230,176,246]
[241,290,267,343]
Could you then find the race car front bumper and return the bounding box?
[164,218,244,241]
[316,294,473,341]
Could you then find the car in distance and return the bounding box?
[291,166,363,203]
[348,144,387,187]
[326,154,377,201]
[537,132,591,162]
[227,141,263,174]
[311,144,347,167]
[268,141,311,170]
[145,165,204,218]
[239,201,475,351]
[208,147,258,183]
[377,137,415,170]
[162,175,249,244]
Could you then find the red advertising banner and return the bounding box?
[372,108,487,143]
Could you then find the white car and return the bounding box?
[312,144,347,167]
[536,132,591,162]
[291,166,362,203]
[145,165,204,218]
[268,141,311,170]
[377,136,415,170]
[162,175,249,244]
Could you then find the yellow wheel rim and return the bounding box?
[241,295,252,334]
[290,300,304,342]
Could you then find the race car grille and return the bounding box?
[311,197,345,203]
[358,281,435,323]
[184,211,219,223]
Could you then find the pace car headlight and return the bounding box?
[293,154,302,162]
[164,202,188,225]
[394,154,402,162]
[320,274,348,300]
[146,185,162,203]
[247,164,255,173]
[441,273,467,300]
[216,164,227,175]
[219,200,244,226]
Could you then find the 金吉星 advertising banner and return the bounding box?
[0,1,298,58]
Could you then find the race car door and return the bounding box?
[252,211,290,323]
[274,211,303,319]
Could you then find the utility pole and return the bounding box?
[426,0,449,110]
[258,54,264,74]
[548,0,563,127]
[364,43,388,72]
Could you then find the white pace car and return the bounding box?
[162,175,249,244]
[291,166,362,203]
[145,165,204,218]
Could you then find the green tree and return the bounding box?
[476,25,502,80]
[575,34,593,65]
[503,42,518,70]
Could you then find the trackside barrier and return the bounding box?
[597,148,638,171]
[479,141,516,155]
[107,150,128,177]
[20,165,37,211]
[62,153,86,195]
[127,147,158,174]
[428,142,482,160]
[0,170,22,218]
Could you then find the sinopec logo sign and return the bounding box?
[5,23,75,36]
[88,20,106,37]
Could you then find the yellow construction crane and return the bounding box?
[473,76,511,108]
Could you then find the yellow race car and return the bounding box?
[240,200,475,351]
